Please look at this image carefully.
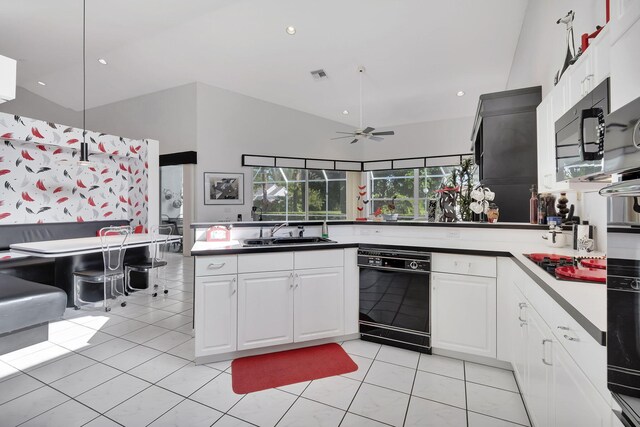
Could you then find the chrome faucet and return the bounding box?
[269,222,289,237]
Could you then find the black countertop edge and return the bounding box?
[191,242,511,257]
[613,393,640,427]
[191,241,606,346]
[191,242,360,255]
[511,256,607,346]
[191,221,560,230]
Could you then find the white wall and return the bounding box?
[0,87,82,127]
[507,0,606,97]
[194,82,358,222]
[359,116,474,161]
[85,83,198,155]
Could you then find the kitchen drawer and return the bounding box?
[295,249,343,270]
[431,253,496,277]
[238,252,294,273]
[512,265,554,323]
[551,300,608,402]
[195,255,238,277]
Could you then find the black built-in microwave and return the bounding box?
[555,78,609,181]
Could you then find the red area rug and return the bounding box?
[231,343,358,394]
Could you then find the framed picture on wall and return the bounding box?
[203,172,244,205]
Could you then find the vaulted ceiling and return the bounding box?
[0,0,528,127]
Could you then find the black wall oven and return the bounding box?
[601,94,640,426]
[358,245,431,353]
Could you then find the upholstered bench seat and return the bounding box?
[0,274,67,354]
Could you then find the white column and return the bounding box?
[147,139,160,231]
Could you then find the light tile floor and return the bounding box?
[0,253,531,427]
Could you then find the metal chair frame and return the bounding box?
[73,225,132,312]
[125,225,173,297]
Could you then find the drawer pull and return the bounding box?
[518,302,527,322]
[520,322,527,327]
[542,339,553,366]
[563,334,579,342]
[557,326,570,330]
[207,262,226,270]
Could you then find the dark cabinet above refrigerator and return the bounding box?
[471,86,542,222]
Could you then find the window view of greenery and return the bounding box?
[369,167,457,219]
[252,167,347,221]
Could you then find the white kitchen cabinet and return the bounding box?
[536,95,563,193]
[293,267,344,342]
[525,305,555,427]
[567,53,593,108]
[553,339,611,427]
[237,271,294,350]
[498,258,613,427]
[0,55,16,103]
[195,275,237,356]
[610,17,640,111]
[431,272,496,358]
[610,0,640,44]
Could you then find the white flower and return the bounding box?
[485,191,495,201]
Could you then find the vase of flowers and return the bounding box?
[436,187,459,222]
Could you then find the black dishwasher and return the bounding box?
[358,245,431,353]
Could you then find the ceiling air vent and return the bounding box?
[310,69,328,81]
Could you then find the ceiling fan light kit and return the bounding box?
[331,65,396,144]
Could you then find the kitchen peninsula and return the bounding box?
[191,220,611,424]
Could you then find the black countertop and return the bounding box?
[192,220,558,230]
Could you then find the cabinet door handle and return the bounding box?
[294,273,299,289]
[207,262,225,270]
[518,303,527,322]
[230,277,236,295]
[563,334,579,342]
[542,339,553,366]
[557,326,570,331]
[520,322,527,327]
[289,273,294,288]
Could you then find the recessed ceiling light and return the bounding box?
[37,81,46,86]
[286,26,296,35]
[342,110,349,115]
[98,58,107,65]
[457,91,465,97]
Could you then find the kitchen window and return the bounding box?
[252,167,347,221]
[369,167,456,219]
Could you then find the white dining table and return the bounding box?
[10,234,181,258]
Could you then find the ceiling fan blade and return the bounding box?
[371,131,395,136]
[350,139,359,144]
[335,131,356,135]
[369,136,384,142]
[331,136,356,140]
[362,126,375,134]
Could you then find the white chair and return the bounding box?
[73,225,131,312]
[125,225,172,297]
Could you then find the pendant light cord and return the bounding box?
[83,0,86,141]
[359,69,363,130]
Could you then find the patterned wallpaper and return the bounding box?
[0,113,149,228]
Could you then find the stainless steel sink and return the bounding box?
[242,236,336,247]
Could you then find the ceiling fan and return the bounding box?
[332,66,395,144]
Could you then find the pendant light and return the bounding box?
[78,0,90,165]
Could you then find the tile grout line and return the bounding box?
[464,360,469,427]
[338,343,384,426]
[401,358,420,427]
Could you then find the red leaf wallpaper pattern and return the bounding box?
[0,113,149,228]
